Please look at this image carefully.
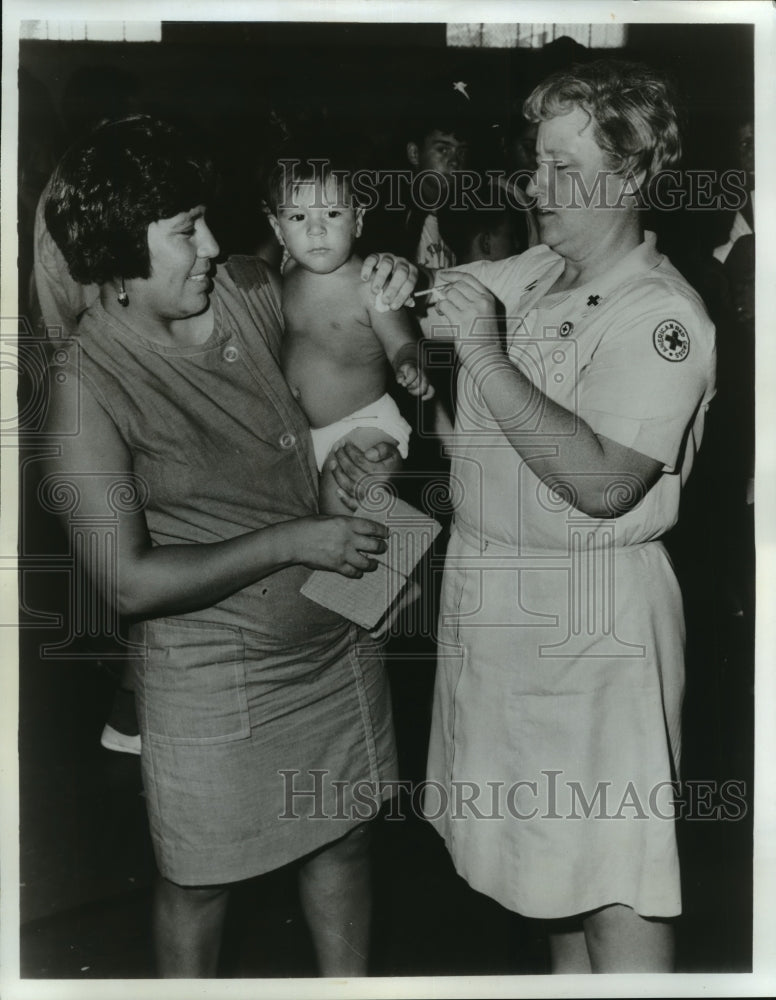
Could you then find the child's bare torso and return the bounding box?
[281,257,390,428]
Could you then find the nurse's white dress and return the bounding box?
[425,234,716,918]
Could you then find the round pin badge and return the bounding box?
[559,321,574,338]
[653,319,690,362]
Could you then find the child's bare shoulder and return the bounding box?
[322,257,373,313]
[282,263,317,302]
[339,255,365,287]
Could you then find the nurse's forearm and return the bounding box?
[466,349,659,517]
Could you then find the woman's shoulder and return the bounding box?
[64,300,122,366]
[45,326,123,436]
[599,256,716,376]
[618,256,715,338]
[215,255,284,355]
[219,255,281,297]
[216,255,283,315]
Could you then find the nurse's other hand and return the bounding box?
[361,253,419,310]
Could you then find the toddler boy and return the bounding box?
[266,156,433,514]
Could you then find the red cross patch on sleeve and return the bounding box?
[653,319,690,362]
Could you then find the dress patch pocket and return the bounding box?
[140,618,250,745]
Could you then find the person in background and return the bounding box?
[360,92,477,268]
[437,180,530,265]
[19,68,64,323]
[28,67,146,754]
[696,116,755,620]
[713,118,754,265]
[712,231,755,619]
[30,66,144,339]
[404,107,472,268]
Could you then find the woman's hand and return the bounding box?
[329,440,402,512]
[361,253,420,310]
[292,515,388,577]
[431,270,502,361]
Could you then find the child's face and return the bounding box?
[270,177,363,274]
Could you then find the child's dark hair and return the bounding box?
[45,114,216,285]
[264,142,362,216]
[406,108,475,149]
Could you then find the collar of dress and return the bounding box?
[526,230,663,315]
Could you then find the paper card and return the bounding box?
[300,496,442,629]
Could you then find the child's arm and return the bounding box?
[362,284,435,401]
[391,340,434,399]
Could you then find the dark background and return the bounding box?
[17,20,755,980]
[19,22,754,282]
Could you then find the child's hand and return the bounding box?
[361,253,419,310]
[395,361,435,400]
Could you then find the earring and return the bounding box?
[117,279,129,307]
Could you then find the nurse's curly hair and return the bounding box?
[45,115,216,285]
[523,60,682,185]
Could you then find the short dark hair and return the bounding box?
[524,59,682,183]
[264,152,358,216]
[406,105,475,148]
[45,115,216,285]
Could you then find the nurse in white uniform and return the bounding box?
[414,60,715,972]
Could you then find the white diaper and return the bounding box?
[311,393,412,471]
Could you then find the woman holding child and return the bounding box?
[357,60,717,972]
[42,115,413,978]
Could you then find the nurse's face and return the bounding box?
[526,106,634,261]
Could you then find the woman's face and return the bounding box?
[527,106,635,260]
[128,206,220,321]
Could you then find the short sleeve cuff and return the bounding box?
[579,407,687,472]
